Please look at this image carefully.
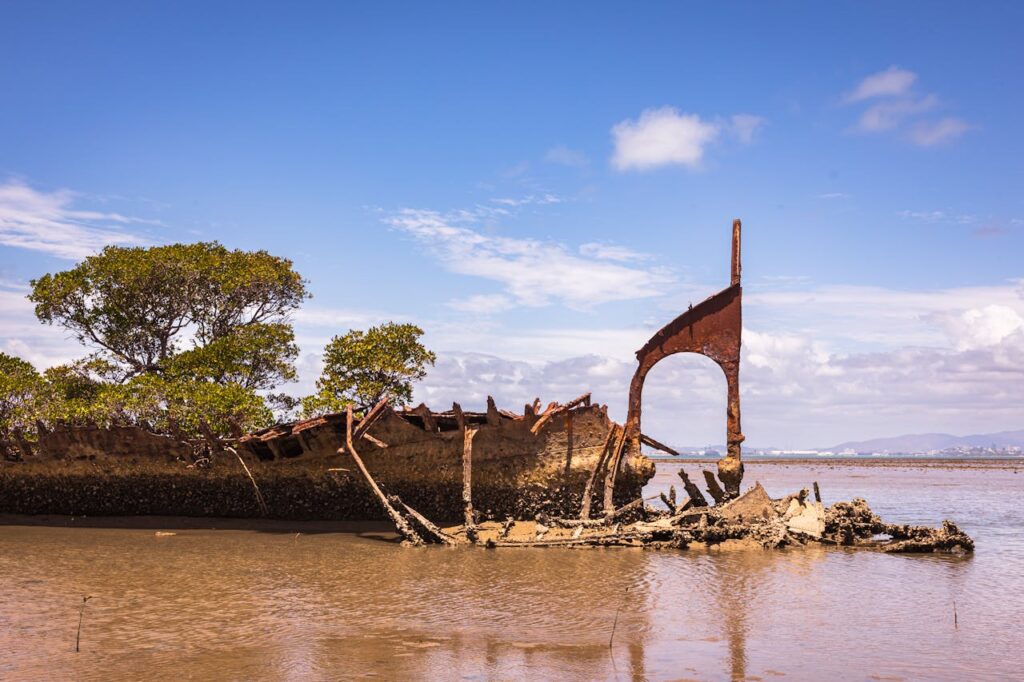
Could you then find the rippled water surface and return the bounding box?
[2,462,1022,681]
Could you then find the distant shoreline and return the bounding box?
[656,456,1022,469]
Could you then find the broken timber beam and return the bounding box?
[703,470,728,505]
[640,432,679,456]
[602,425,629,518]
[530,392,592,434]
[342,406,424,545]
[678,467,709,508]
[354,398,390,440]
[580,425,617,520]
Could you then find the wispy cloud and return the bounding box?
[817,192,849,199]
[544,145,589,168]
[447,293,515,314]
[909,117,971,146]
[0,180,156,260]
[844,66,917,102]
[578,242,650,263]
[729,114,765,144]
[897,209,976,224]
[843,67,970,146]
[490,194,562,207]
[384,206,673,309]
[856,94,938,132]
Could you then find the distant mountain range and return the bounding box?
[826,430,1024,453]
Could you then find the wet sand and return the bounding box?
[1,461,1022,680]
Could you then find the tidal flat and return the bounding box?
[1,460,1021,681]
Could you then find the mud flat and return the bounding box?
[2,461,1017,681]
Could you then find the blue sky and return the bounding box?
[1,2,1022,447]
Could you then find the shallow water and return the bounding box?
[2,462,1022,681]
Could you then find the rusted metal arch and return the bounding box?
[623,220,745,497]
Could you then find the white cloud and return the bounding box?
[909,117,971,146]
[611,107,721,171]
[729,114,765,144]
[818,193,849,199]
[384,207,674,309]
[0,180,154,260]
[845,66,918,102]
[545,145,589,168]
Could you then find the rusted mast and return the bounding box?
[623,219,745,498]
[720,219,744,496]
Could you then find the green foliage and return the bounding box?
[0,352,273,441]
[162,322,298,391]
[96,376,274,438]
[29,242,308,384]
[303,322,436,415]
[0,352,44,437]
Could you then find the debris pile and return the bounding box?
[340,401,974,554]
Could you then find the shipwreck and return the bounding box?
[0,220,974,554]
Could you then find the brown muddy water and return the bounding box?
[2,461,1022,681]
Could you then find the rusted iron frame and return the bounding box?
[623,219,745,498]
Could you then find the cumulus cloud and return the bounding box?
[611,107,722,171]
[934,304,1024,350]
[0,179,154,259]
[384,207,673,309]
[844,66,917,102]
